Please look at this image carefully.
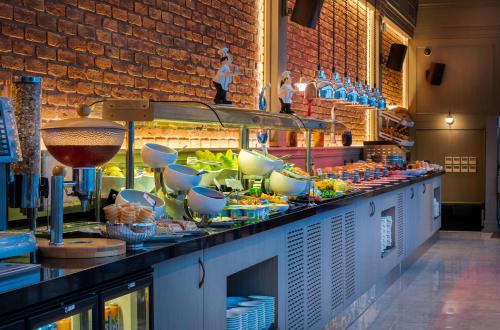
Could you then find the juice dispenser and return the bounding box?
[40,105,126,252]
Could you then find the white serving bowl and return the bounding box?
[269,171,308,196]
[238,149,275,176]
[164,164,202,192]
[141,143,178,168]
[199,169,223,187]
[187,186,226,215]
[252,150,284,171]
[115,189,165,219]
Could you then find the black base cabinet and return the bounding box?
[0,320,25,330]
[1,273,153,330]
[27,295,98,330]
[99,275,153,330]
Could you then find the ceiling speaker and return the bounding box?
[291,0,325,28]
[386,44,408,72]
[426,62,446,85]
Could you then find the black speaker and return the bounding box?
[291,0,325,28]
[386,44,408,72]
[426,62,446,85]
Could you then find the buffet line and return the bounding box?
[0,92,441,256]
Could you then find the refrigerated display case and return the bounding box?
[0,320,24,330]
[99,275,153,330]
[27,294,98,330]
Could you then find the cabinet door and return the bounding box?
[355,197,379,298]
[431,178,442,233]
[405,184,419,256]
[203,227,285,330]
[153,251,204,330]
[420,181,434,241]
[284,214,327,330]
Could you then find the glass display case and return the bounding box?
[100,275,153,330]
[27,295,97,330]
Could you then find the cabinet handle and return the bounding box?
[410,187,414,199]
[422,184,426,194]
[369,201,375,217]
[198,257,205,289]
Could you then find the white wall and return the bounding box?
[409,0,500,229]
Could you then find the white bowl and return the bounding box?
[199,169,223,187]
[238,149,275,176]
[252,150,284,171]
[269,171,308,196]
[164,164,202,192]
[187,186,226,215]
[141,143,178,168]
[115,189,165,219]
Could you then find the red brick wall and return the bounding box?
[287,0,369,145]
[381,26,404,106]
[0,0,261,120]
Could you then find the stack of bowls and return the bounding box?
[248,296,275,329]
[226,309,243,330]
[238,301,266,330]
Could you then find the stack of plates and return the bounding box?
[238,301,266,330]
[227,296,249,309]
[248,295,275,329]
[226,309,242,330]
[229,307,257,329]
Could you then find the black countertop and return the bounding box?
[0,171,443,321]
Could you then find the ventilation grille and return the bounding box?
[306,222,322,328]
[344,210,356,301]
[287,228,305,330]
[330,215,344,311]
[397,192,405,258]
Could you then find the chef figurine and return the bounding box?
[212,47,239,105]
[278,71,295,114]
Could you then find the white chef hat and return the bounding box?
[218,47,229,58]
[281,71,291,81]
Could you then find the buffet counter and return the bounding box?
[0,171,443,328]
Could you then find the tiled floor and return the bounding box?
[349,231,500,330]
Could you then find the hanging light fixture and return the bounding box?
[357,0,369,105]
[367,0,378,107]
[332,0,346,100]
[316,15,334,99]
[331,0,337,90]
[445,112,455,126]
[334,0,347,101]
[344,0,359,103]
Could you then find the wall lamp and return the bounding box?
[295,77,307,92]
[445,112,454,126]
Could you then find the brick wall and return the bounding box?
[287,0,369,145]
[381,25,404,106]
[0,0,262,121]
